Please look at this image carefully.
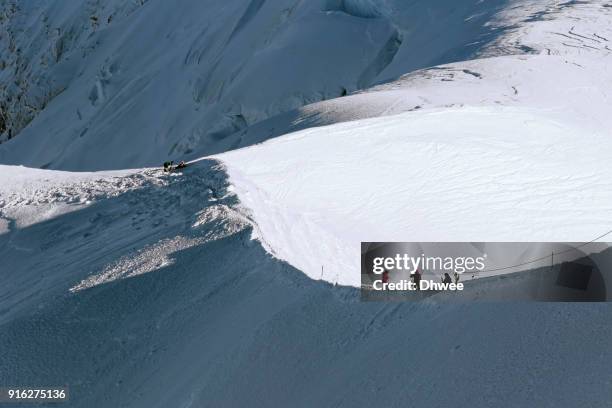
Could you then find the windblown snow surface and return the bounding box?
[2,1,612,407]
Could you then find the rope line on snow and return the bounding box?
[480,228,612,274]
[360,230,612,288]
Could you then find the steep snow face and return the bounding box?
[0,161,248,323]
[223,0,612,150]
[1,0,535,170]
[2,164,612,408]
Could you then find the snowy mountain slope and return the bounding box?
[2,164,612,407]
[1,0,554,170]
[200,2,612,286]
[211,0,612,286]
[220,0,612,151]
[216,105,612,286]
[0,164,134,235]
[2,1,612,406]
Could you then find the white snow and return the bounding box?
[1,161,611,408]
[2,1,612,407]
[217,106,612,286]
[213,0,612,286]
[222,1,612,150]
[0,164,138,228]
[0,0,578,170]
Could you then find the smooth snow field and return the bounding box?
[217,106,612,286]
[2,0,612,407]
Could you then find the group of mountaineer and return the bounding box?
[162,160,187,172]
[380,269,461,289]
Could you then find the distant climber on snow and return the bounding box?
[162,160,187,172]
[413,269,422,289]
[382,270,390,284]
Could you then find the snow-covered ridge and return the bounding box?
[3,0,611,288]
[214,0,612,286]
[0,160,250,294]
[0,166,137,207]
[1,162,612,407]
[216,106,612,286]
[3,1,612,406]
